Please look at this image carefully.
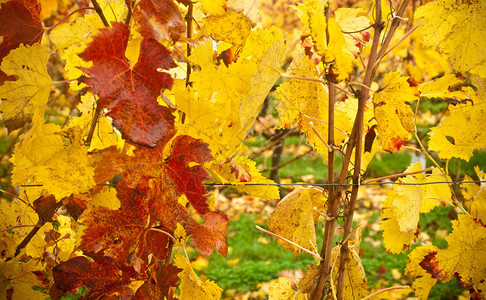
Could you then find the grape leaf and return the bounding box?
[462,167,486,223]
[133,0,186,42]
[0,0,43,84]
[427,78,486,161]
[373,71,418,153]
[53,256,124,296]
[186,212,228,256]
[405,245,439,300]
[269,277,308,300]
[269,186,326,257]
[0,255,46,299]
[79,181,152,263]
[80,22,177,148]
[381,196,418,254]
[436,214,486,287]
[415,0,486,77]
[200,10,252,46]
[11,124,95,200]
[0,43,52,132]
[329,231,369,299]
[275,51,353,157]
[174,252,223,299]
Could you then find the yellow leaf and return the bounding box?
[0,198,39,259]
[328,239,369,299]
[427,78,486,161]
[422,168,451,213]
[0,255,46,299]
[275,52,352,157]
[462,168,486,223]
[200,10,252,46]
[0,43,52,132]
[296,0,329,59]
[418,74,467,100]
[26,222,52,259]
[199,0,227,15]
[174,252,223,300]
[268,186,326,258]
[11,124,95,200]
[174,223,188,247]
[406,38,451,83]
[89,187,120,210]
[208,156,280,200]
[49,14,94,50]
[373,71,417,153]
[269,277,308,300]
[405,245,439,300]
[227,0,259,24]
[334,8,370,57]
[381,196,418,254]
[191,255,209,271]
[415,0,486,77]
[178,27,284,159]
[437,214,486,287]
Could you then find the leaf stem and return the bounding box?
[256,225,323,261]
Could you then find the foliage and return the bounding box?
[0,0,485,299]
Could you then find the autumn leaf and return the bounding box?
[275,51,353,157]
[174,252,223,300]
[53,256,124,296]
[269,186,326,257]
[0,255,47,299]
[269,277,308,300]
[133,0,186,42]
[200,10,252,47]
[436,214,486,287]
[405,245,439,300]
[462,167,486,222]
[373,71,418,153]
[427,77,486,161]
[186,212,228,256]
[11,123,95,200]
[80,22,177,148]
[0,0,43,84]
[415,0,486,77]
[209,156,280,201]
[0,43,52,132]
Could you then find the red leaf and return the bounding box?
[138,227,170,261]
[80,22,176,147]
[186,212,228,256]
[133,0,186,42]
[90,146,127,193]
[53,256,122,294]
[0,0,43,84]
[419,251,443,279]
[166,135,213,215]
[135,263,181,300]
[33,195,58,223]
[79,181,150,263]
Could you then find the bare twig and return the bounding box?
[361,285,411,300]
[261,148,313,173]
[362,167,433,184]
[91,0,109,27]
[256,225,323,261]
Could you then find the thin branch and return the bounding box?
[303,115,348,136]
[309,122,333,152]
[349,81,375,93]
[374,19,423,67]
[361,286,411,300]
[91,0,109,27]
[45,7,95,31]
[333,84,354,98]
[362,167,433,184]
[1,224,38,233]
[256,226,323,261]
[84,99,102,147]
[185,3,194,87]
[261,148,313,173]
